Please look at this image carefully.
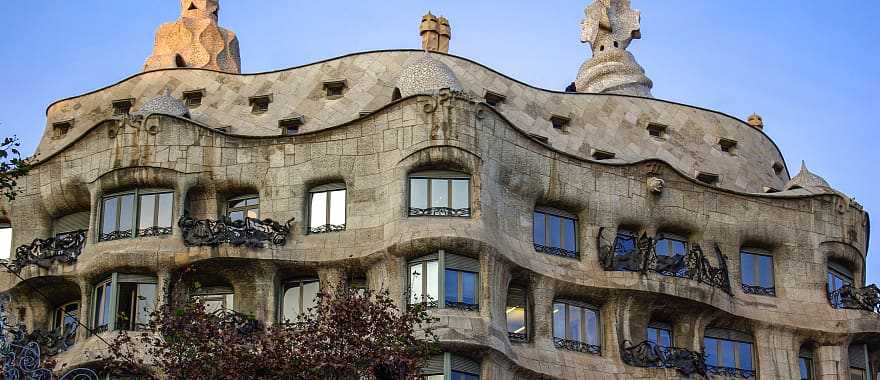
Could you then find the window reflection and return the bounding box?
[533,210,578,256]
[281,280,319,322]
[101,190,172,241]
[409,172,470,217]
[552,301,600,349]
[227,196,260,222]
[506,287,527,340]
[0,223,11,261]
[309,186,346,233]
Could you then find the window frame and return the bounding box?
[646,322,673,348]
[51,301,80,338]
[279,279,320,323]
[740,249,776,296]
[191,286,235,314]
[798,352,814,380]
[654,233,688,257]
[703,331,756,376]
[226,195,260,222]
[408,171,471,217]
[91,273,158,333]
[408,252,480,311]
[552,299,602,355]
[99,189,174,241]
[0,222,11,262]
[532,207,579,258]
[506,286,528,342]
[307,184,347,234]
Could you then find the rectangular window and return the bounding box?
[828,264,855,308]
[409,260,440,305]
[506,287,527,341]
[92,274,157,333]
[533,210,578,257]
[552,301,600,354]
[227,196,260,222]
[798,356,813,380]
[309,186,346,233]
[196,292,234,315]
[655,235,687,257]
[444,269,478,307]
[647,325,672,348]
[704,336,754,373]
[281,280,319,322]
[93,280,112,332]
[0,223,11,261]
[101,190,172,241]
[409,174,470,217]
[740,250,775,296]
[52,302,79,338]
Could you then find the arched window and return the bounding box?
[409,171,470,217]
[0,220,10,261]
[703,328,756,378]
[175,54,187,68]
[408,252,479,310]
[533,207,578,258]
[92,274,157,333]
[392,88,402,101]
[308,183,346,234]
[421,353,480,380]
[506,287,528,342]
[552,300,601,355]
[798,345,814,380]
[740,248,775,296]
[280,279,319,323]
[828,260,855,309]
[226,195,259,222]
[192,286,235,314]
[100,189,173,241]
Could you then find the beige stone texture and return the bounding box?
[143,0,240,73]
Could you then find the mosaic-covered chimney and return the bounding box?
[420,12,451,53]
[143,0,241,73]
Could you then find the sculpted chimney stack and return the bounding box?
[420,12,451,53]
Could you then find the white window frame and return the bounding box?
[99,189,174,241]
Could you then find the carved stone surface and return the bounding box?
[576,0,653,97]
[828,284,880,313]
[5,231,86,273]
[420,12,451,53]
[646,176,664,194]
[784,161,831,191]
[621,340,706,376]
[143,0,241,73]
[395,53,463,98]
[133,88,190,118]
[179,214,294,248]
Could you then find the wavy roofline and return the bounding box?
[42,48,791,178]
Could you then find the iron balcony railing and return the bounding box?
[621,340,707,377]
[179,213,294,248]
[828,284,880,313]
[4,230,87,273]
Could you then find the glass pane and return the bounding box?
[302,281,319,312]
[615,232,635,255]
[310,192,327,228]
[157,193,173,228]
[451,179,469,209]
[739,342,753,370]
[758,255,773,288]
[533,213,545,246]
[410,179,427,209]
[329,190,346,225]
[720,340,736,368]
[135,284,157,328]
[799,358,810,380]
[0,227,11,261]
[425,261,439,303]
[409,263,422,304]
[117,283,136,330]
[671,240,687,256]
[568,305,582,342]
[431,179,448,208]
[552,303,565,339]
[585,308,599,346]
[229,211,244,222]
[563,218,576,251]
[549,216,561,248]
[507,306,526,334]
[246,198,259,206]
[229,199,249,209]
[659,329,671,348]
[445,270,459,303]
[138,194,157,230]
[282,286,301,322]
[741,252,755,286]
[704,338,717,365]
[247,209,259,219]
[461,272,477,304]
[647,327,658,344]
[119,194,135,233]
[102,197,118,234]
[53,308,63,331]
[655,239,669,256]
[63,304,78,334]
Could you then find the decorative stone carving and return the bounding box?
[575,0,653,97]
[747,113,764,130]
[395,53,463,98]
[420,12,451,53]
[143,0,241,73]
[134,89,190,118]
[647,177,664,194]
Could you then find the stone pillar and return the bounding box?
[529,273,555,349]
[252,262,277,323]
[156,269,172,307]
[317,267,345,297]
[76,278,93,343]
[86,183,100,244]
[482,253,509,324]
[752,325,798,379]
[815,344,845,380]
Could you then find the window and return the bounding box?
[349,276,368,295]
[308,184,346,234]
[655,233,687,257]
[421,353,480,380]
[92,274,157,333]
[409,252,479,310]
[249,95,272,114]
[483,91,506,107]
[280,280,319,323]
[740,250,775,296]
[52,211,89,237]
[849,344,870,380]
[52,120,73,139]
[798,347,814,380]
[647,322,672,348]
[772,161,785,175]
[192,287,234,314]
[552,300,600,354]
[590,148,615,160]
[550,115,570,130]
[533,208,578,258]
[227,195,259,222]
[323,80,347,99]
[409,171,470,217]
[696,171,720,185]
[647,123,667,139]
[279,116,304,136]
[52,301,79,339]
[704,329,755,378]
[719,138,738,154]
[182,89,205,108]
[828,261,854,308]
[0,222,10,261]
[506,287,528,342]
[614,229,637,256]
[112,99,134,116]
[100,190,173,241]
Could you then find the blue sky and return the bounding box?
[0,1,877,281]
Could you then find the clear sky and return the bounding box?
[0,1,877,280]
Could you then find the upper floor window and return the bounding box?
[182,89,205,108]
[227,195,259,222]
[52,211,90,238]
[552,300,600,355]
[308,184,346,234]
[533,207,578,259]
[409,252,479,311]
[52,301,79,339]
[100,189,173,241]
[740,249,775,296]
[409,171,470,217]
[506,287,528,342]
[655,233,687,257]
[421,353,480,380]
[280,279,319,323]
[647,322,672,348]
[798,347,814,380]
[827,261,855,309]
[0,221,10,261]
[192,286,235,314]
[848,343,870,380]
[704,329,756,378]
[112,99,134,116]
[92,274,157,333]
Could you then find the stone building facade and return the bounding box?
[0,1,876,379]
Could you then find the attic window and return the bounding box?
[647,123,668,139]
[52,120,73,139]
[249,95,272,114]
[359,110,372,118]
[591,148,615,160]
[182,89,205,108]
[550,115,570,130]
[763,187,780,193]
[772,161,785,175]
[188,3,198,10]
[719,138,738,154]
[112,99,134,116]
[214,126,230,133]
[279,117,304,136]
[323,80,347,99]
[528,133,549,144]
[696,171,720,185]
[484,91,506,107]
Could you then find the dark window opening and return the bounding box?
[392,88,402,101]
[613,41,619,48]
[763,187,780,193]
[175,54,187,68]
[772,161,785,175]
[696,172,720,185]
[52,120,73,138]
[279,117,304,136]
[647,123,668,138]
[719,138,738,154]
[550,115,570,130]
[323,80,347,99]
[528,133,549,144]
[249,95,272,114]
[187,2,198,10]
[359,110,372,117]
[591,149,615,160]
[484,91,506,107]
[182,89,205,108]
[112,99,134,116]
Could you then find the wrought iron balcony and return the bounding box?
[179,213,294,248]
[99,229,133,242]
[138,226,173,237]
[308,223,346,234]
[534,244,580,259]
[408,207,470,217]
[706,365,757,379]
[828,284,880,313]
[741,283,776,297]
[508,332,528,343]
[598,229,732,293]
[444,301,479,311]
[553,337,601,355]
[621,340,706,376]
[5,230,87,273]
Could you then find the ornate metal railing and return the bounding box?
[534,244,580,259]
[138,226,173,237]
[308,223,346,234]
[741,283,776,297]
[553,337,601,355]
[620,340,706,376]
[408,207,470,217]
[99,229,132,242]
[598,229,732,293]
[444,301,479,311]
[212,309,262,336]
[706,365,757,379]
[828,284,880,313]
[508,332,528,343]
[179,213,294,248]
[5,230,87,273]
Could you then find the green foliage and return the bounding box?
[0,135,31,201]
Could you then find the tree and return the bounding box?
[101,283,439,380]
[0,135,31,201]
